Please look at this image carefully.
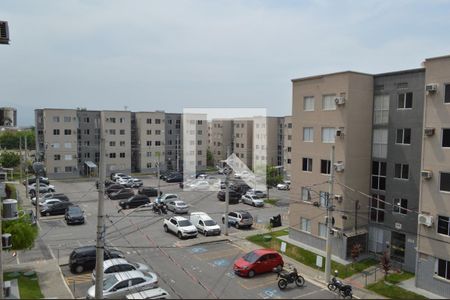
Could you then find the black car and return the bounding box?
[40,201,73,216]
[217,190,241,204]
[230,182,251,195]
[119,194,150,209]
[96,179,115,189]
[69,245,125,274]
[138,186,159,197]
[160,171,177,181]
[166,174,183,183]
[23,176,50,186]
[65,205,85,225]
[109,188,134,200]
[105,184,124,195]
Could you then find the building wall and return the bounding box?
[101,111,132,175]
[210,119,233,166]
[0,107,17,127]
[77,110,101,176]
[283,116,293,179]
[165,113,182,172]
[182,114,208,173]
[234,119,253,169]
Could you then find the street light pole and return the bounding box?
[224,146,231,236]
[325,145,335,283]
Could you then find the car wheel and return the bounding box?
[248,270,255,278]
[235,222,240,229]
[75,265,84,274]
[46,212,50,216]
[177,231,183,239]
[164,225,169,233]
[126,205,130,209]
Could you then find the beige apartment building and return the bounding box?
[182,114,208,173]
[289,72,374,261]
[134,111,166,173]
[253,116,284,170]
[283,116,293,179]
[209,119,234,166]
[35,109,79,178]
[101,110,132,174]
[233,119,254,170]
[416,55,450,296]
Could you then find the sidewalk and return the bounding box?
[398,277,446,299]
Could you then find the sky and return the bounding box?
[1,0,450,126]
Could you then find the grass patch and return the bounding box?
[385,271,415,284]
[4,272,44,299]
[246,232,378,278]
[264,198,278,206]
[367,281,426,299]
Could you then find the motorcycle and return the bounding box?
[152,202,167,215]
[328,270,352,299]
[273,265,305,289]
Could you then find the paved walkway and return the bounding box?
[399,277,446,299]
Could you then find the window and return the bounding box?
[63,116,71,122]
[146,130,152,135]
[319,223,327,238]
[393,198,408,215]
[146,118,152,124]
[197,150,202,155]
[394,164,409,180]
[300,218,311,233]
[52,143,60,149]
[370,194,385,223]
[109,141,116,147]
[120,153,125,158]
[198,160,202,166]
[440,172,450,192]
[197,130,202,135]
[319,191,329,207]
[119,129,125,135]
[109,153,116,158]
[287,147,291,152]
[198,140,203,146]
[287,159,291,164]
[288,123,293,128]
[321,128,336,143]
[155,141,161,146]
[54,154,61,161]
[373,129,388,158]
[287,135,292,141]
[322,95,336,111]
[53,129,60,135]
[445,84,450,104]
[301,187,310,201]
[146,152,151,157]
[53,116,60,122]
[155,130,161,135]
[303,127,314,142]
[84,129,90,135]
[197,120,203,125]
[436,258,450,280]
[65,166,73,172]
[320,160,331,174]
[146,141,151,146]
[438,216,450,236]
[302,158,312,172]
[109,129,116,135]
[64,142,72,149]
[304,96,315,111]
[398,92,413,109]
[374,95,390,124]
[396,129,411,145]
[442,129,450,148]
[120,141,125,146]
[64,129,72,135]
[64,155,72,161]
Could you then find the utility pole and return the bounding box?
[354,200,359,233]
[35,174,40,222]
[25,136,29,199]
[157,152,161,196]
[19,137,23,188]
[94,132,106,299]
[224,145,231,236]
[325,145,335,283]
[176,135,180,172]
[0,188,4,299]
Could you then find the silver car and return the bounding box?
[86,270,158,299]
[91,258,151,281]
[166,200,189,214]
[241,194,264,207]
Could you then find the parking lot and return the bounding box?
[29,174,335,299]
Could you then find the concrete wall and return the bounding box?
[77,110,101,175]
[165,113,182,171]
[416,254,450,297]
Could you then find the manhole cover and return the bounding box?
[23,271,36,277]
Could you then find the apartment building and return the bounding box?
[77,109,101,176]
[416,55,450,296]
[133,111,166,173]
[234,119,254,170]
[165,113,182,172]
[182,114,208,173]
[0,107,17,128]
[101,110,132,175]
[368,69,425,273]
[283,116,293,179]
[253,116,284,170]
[209,119,234,166]
[289,72,374,261]
[35,109,79,178]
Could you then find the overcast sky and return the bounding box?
[2,0,450,126]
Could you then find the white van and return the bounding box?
[126,288,170,299]
[190,212,221,236]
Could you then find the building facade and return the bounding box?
[283,116,293,180]
[0,107,17,128]
[234,119,254,170]
[77,109,100,176]
[210,119,234,166]
[165,113,182,172]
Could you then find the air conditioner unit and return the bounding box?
[421,170,433,180]
[334,162,344,172]
[334,97,346,105]
[334,194,343,202]
[0,21,9,45]
[424,127,435,136]
[335,128,344,137]
[418,214,433,227]
[425,83,438,93]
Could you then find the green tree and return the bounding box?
[207,149,214,167]
[2,215,39,250]
[0,129,35,150]
[0,151,20,168]
[266,165,283,188]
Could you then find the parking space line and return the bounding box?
[194,248,241,261]
[236,277,277,290]
[294,287,328,299]
[64,273,93,285]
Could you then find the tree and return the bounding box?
[351,243,363,269]
[0,151,20,168]
[0,129,35,150]
[206,149,214,167]
[380,251,391,280]
[266,165,283,188]
[2,215,38,250]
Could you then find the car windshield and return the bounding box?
[175,201,186,206]
[103,275,118,291]
[178,220,192,227]
[69,207,82,214]
[242,251,260,263]
[204,220,217,226]
[241,212,252,219]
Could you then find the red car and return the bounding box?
[233,249,284,278]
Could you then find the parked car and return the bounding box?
[246,189,267,198]
[233,249,284,278]
[40,201,73,216]
[119,194,150,209]
[166,200,189,214]
[184,180,211,191]
[91,258,151,281]
[217,190,241,204]
[117,177,133,187]
[241,194,264,207]
[156,193,179,204]
[23,176,49,186]
[163,216,198,239]
[190,212,221,236]
[126,288,170,299]
[69,245,125,274]
[222,210,253,229]
[109,188,135,200]
[38,198,64,207]
[96,179,115,189]
[106,184,124,195]
[277,180,291,190]
[111,172,128,181]
[65,205,85,225]
[138,186,159,197]
[166,174,183,183]
[230,182,251,195]
[159,171,175,180]
[86,270,159,299]
[28,183,55,196]
[128,178,143,188]
[32,193,69,206]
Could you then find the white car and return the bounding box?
[128,178,143,188]
[185,180,211,191]
[112,173,128,181]
[246,189,267,198]
[166,200,189,214]
[276,182,290,190]
[163,216,198,239]
[117,177,132,187]
[28,183,56,194]
[155,193,179,204]
[126,288,170,299]
[91,258,151,281]
[241,194,264,207]
[190,212,221,236]
[86,270,158,299]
